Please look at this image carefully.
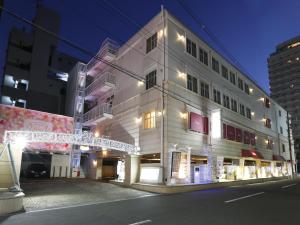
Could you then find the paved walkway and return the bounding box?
[21,179,154,211]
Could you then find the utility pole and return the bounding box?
[287,111,295,177]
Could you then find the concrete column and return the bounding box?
[0,144,23,188]
[95,158,103,180]
[124,155,140,186]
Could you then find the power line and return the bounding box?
[175,0,264,91]
[0,5,216,116]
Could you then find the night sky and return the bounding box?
[1,0,300,93]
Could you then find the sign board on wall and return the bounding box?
[0,104,74,152]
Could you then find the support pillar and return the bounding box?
[124,155,140,186]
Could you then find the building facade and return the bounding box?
[68,9,295,185]
[268,36,300,167]
[1,4,78,115]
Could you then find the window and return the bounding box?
[145,70,156,90]
[246,107,251,119]
[106,95,114,107]
[231,99,237,112]
[146,33,157,53]
[244,83,250,95]
[144,112,156,129]
[280,126,283,134]
[187,74,198,93]
[199,47,208,65]
[213,89,221,104]
[266,139,273,150]
[279,110,282,117]
[282,144,286,152]
[264,98,270,108]
[240,104,245,116]
[264,118,271,128]
[221,65,228,79]
[230,71,236,85]
[186,38,197,58]
[238,78,244,90]
[212,57,219,73]
[223,94,230,109]
[200,81,209,98]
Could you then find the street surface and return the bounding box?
[0,178,299,225]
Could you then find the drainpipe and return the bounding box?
[160,5,166,184]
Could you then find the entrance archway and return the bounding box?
[1,130,140,191]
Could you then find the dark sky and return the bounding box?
[1,0,300,93]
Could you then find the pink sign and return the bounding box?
[0,104,74,152]
[189,112,208,134]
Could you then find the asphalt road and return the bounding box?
[1,178,299,225]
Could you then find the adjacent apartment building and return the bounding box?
[67,9,295,185]
[268,36,300,166]
[1,4,78,115]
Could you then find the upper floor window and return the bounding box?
[145,70,156,90]
[246,107,251,119]
[186,38,197,58]
[199,47,208,65]
[221,65,228,80]
[238,78,244,90]
[146,33,157,53]
[279,110,282,117]
[244,83,250,95]
[231,98,237,112]
[200,81,209,99]
[282,143,285,152]
[240,103,245,116]
[213,89,221,104]
[264,98,270,108]
[187,74,198,93]
[280,126,283,134]
[223,94,230,109]
[212,57,219,73]
[230,71,236,85]
[264,118,271,128]
[144,112,156,129]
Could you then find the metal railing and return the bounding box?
[87,38,119,72]
[83,103,112,123]
[85,72,116,97]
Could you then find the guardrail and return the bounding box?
[83,103,112,124]
[85,72,116,97]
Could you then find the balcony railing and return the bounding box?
[83,103,113,125]
[87,38,119,76]
[85,72,116,98]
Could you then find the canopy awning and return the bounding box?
[241,149,264,159]
[272,154,286,161]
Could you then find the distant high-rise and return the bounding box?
[1,4,79,115]
[268,36,300,158]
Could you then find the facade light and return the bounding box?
[251,111,255,116]
[80,145,89,151]
[177,71,186,79]
[102,150,107,156]
[259,97,265,102]
[94,131,100,138]
[92,160,97,167]
[157,111,162,117]
[249,88,254,94]
[176,32,185,43]
[137,81,144,87]
[135,117,142,124]
[179,112,188,119]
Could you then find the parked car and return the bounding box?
[25,163,48,178]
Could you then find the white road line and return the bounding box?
[25,194,156,214]
[128,220,152,225]
[281,183,297,189]
[225,192,265,203]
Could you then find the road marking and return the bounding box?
[128,220,152,225]
[225,192,265,203]
[281,183,296,189]
[25,194,156,214]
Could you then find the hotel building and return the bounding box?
[67,9,295,185]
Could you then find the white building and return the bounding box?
[66,9,295,185]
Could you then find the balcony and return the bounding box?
[83,103,113,126]
[87,38,119,76]
[85,72,116,101]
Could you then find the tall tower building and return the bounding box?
[268,36,300,161]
